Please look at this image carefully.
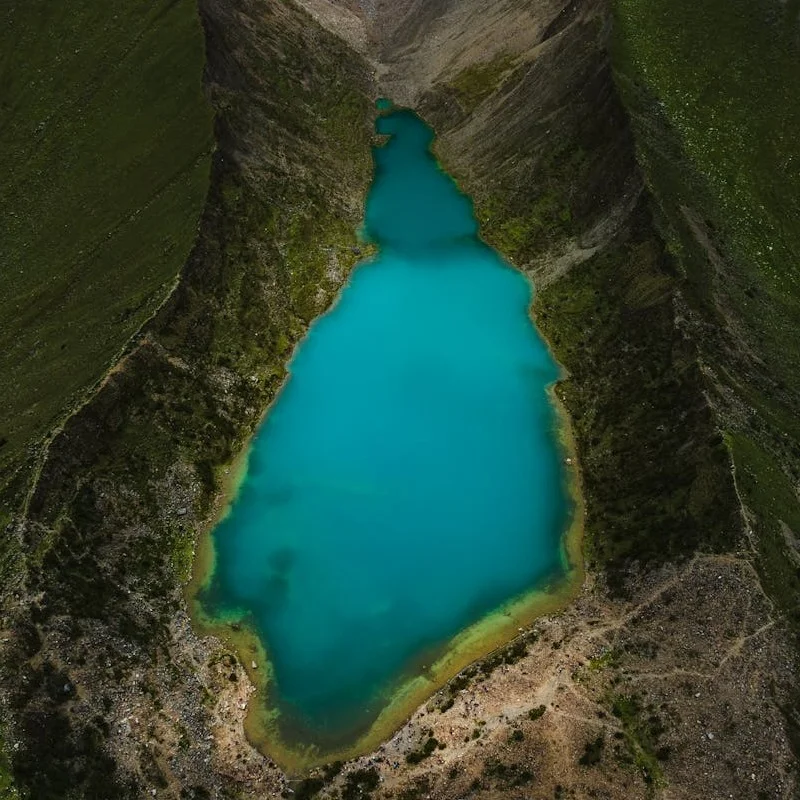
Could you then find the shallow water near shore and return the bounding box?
[196,104,573,757]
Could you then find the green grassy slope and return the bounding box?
[535,205,740,581]
[613,0,800,761]
[613,0,800,608]
[0,0,214,506]
[614,0,800,392]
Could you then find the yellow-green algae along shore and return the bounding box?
[186,357,584,774]
[186,105,586,773]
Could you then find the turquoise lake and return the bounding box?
[199,106,569,750]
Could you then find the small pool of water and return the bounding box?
[197,104,570,754]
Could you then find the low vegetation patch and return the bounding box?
[405,735,442,764]
[449,54,516,112]
[579,735,605,766]
[528,704,547,721]
[609,693,666,788]
[341,767,380,800]
[483,757,534,788]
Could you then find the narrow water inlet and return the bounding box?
[192,103,577,761]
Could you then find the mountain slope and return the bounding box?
[0,0,797,796]
[0,0,214,517]
[0,0,373,796]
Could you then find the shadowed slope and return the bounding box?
[0,0,214,512]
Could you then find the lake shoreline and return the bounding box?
[185,106,587,774]
[186,370,585,773]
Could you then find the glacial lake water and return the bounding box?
[197,105,570,755]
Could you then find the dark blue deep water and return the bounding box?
[200,106,568,747]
